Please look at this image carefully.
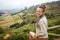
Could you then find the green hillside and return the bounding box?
[20,1,60,18]
[0,1,60,40]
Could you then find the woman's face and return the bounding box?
[36,8,44,17]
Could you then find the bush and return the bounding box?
[0,27,4,34]
[48,21,55,27]
[55,19,60,25]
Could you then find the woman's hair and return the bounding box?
[39,4,46,12]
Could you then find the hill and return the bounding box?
[20,1,60,16]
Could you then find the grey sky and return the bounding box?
[0,0,58,10]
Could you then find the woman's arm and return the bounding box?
[37,20,48,37]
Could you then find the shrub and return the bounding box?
[0,27,4,34]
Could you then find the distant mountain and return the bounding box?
[0,9,22,14]
[20,1,60,15]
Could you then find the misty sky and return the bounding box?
[0,0,58,10]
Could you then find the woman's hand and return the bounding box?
[32,34,38,39]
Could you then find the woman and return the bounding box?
[29,5,48,40]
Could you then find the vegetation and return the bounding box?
[0,1,60,40]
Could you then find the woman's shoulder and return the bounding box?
[39,15,47,22]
